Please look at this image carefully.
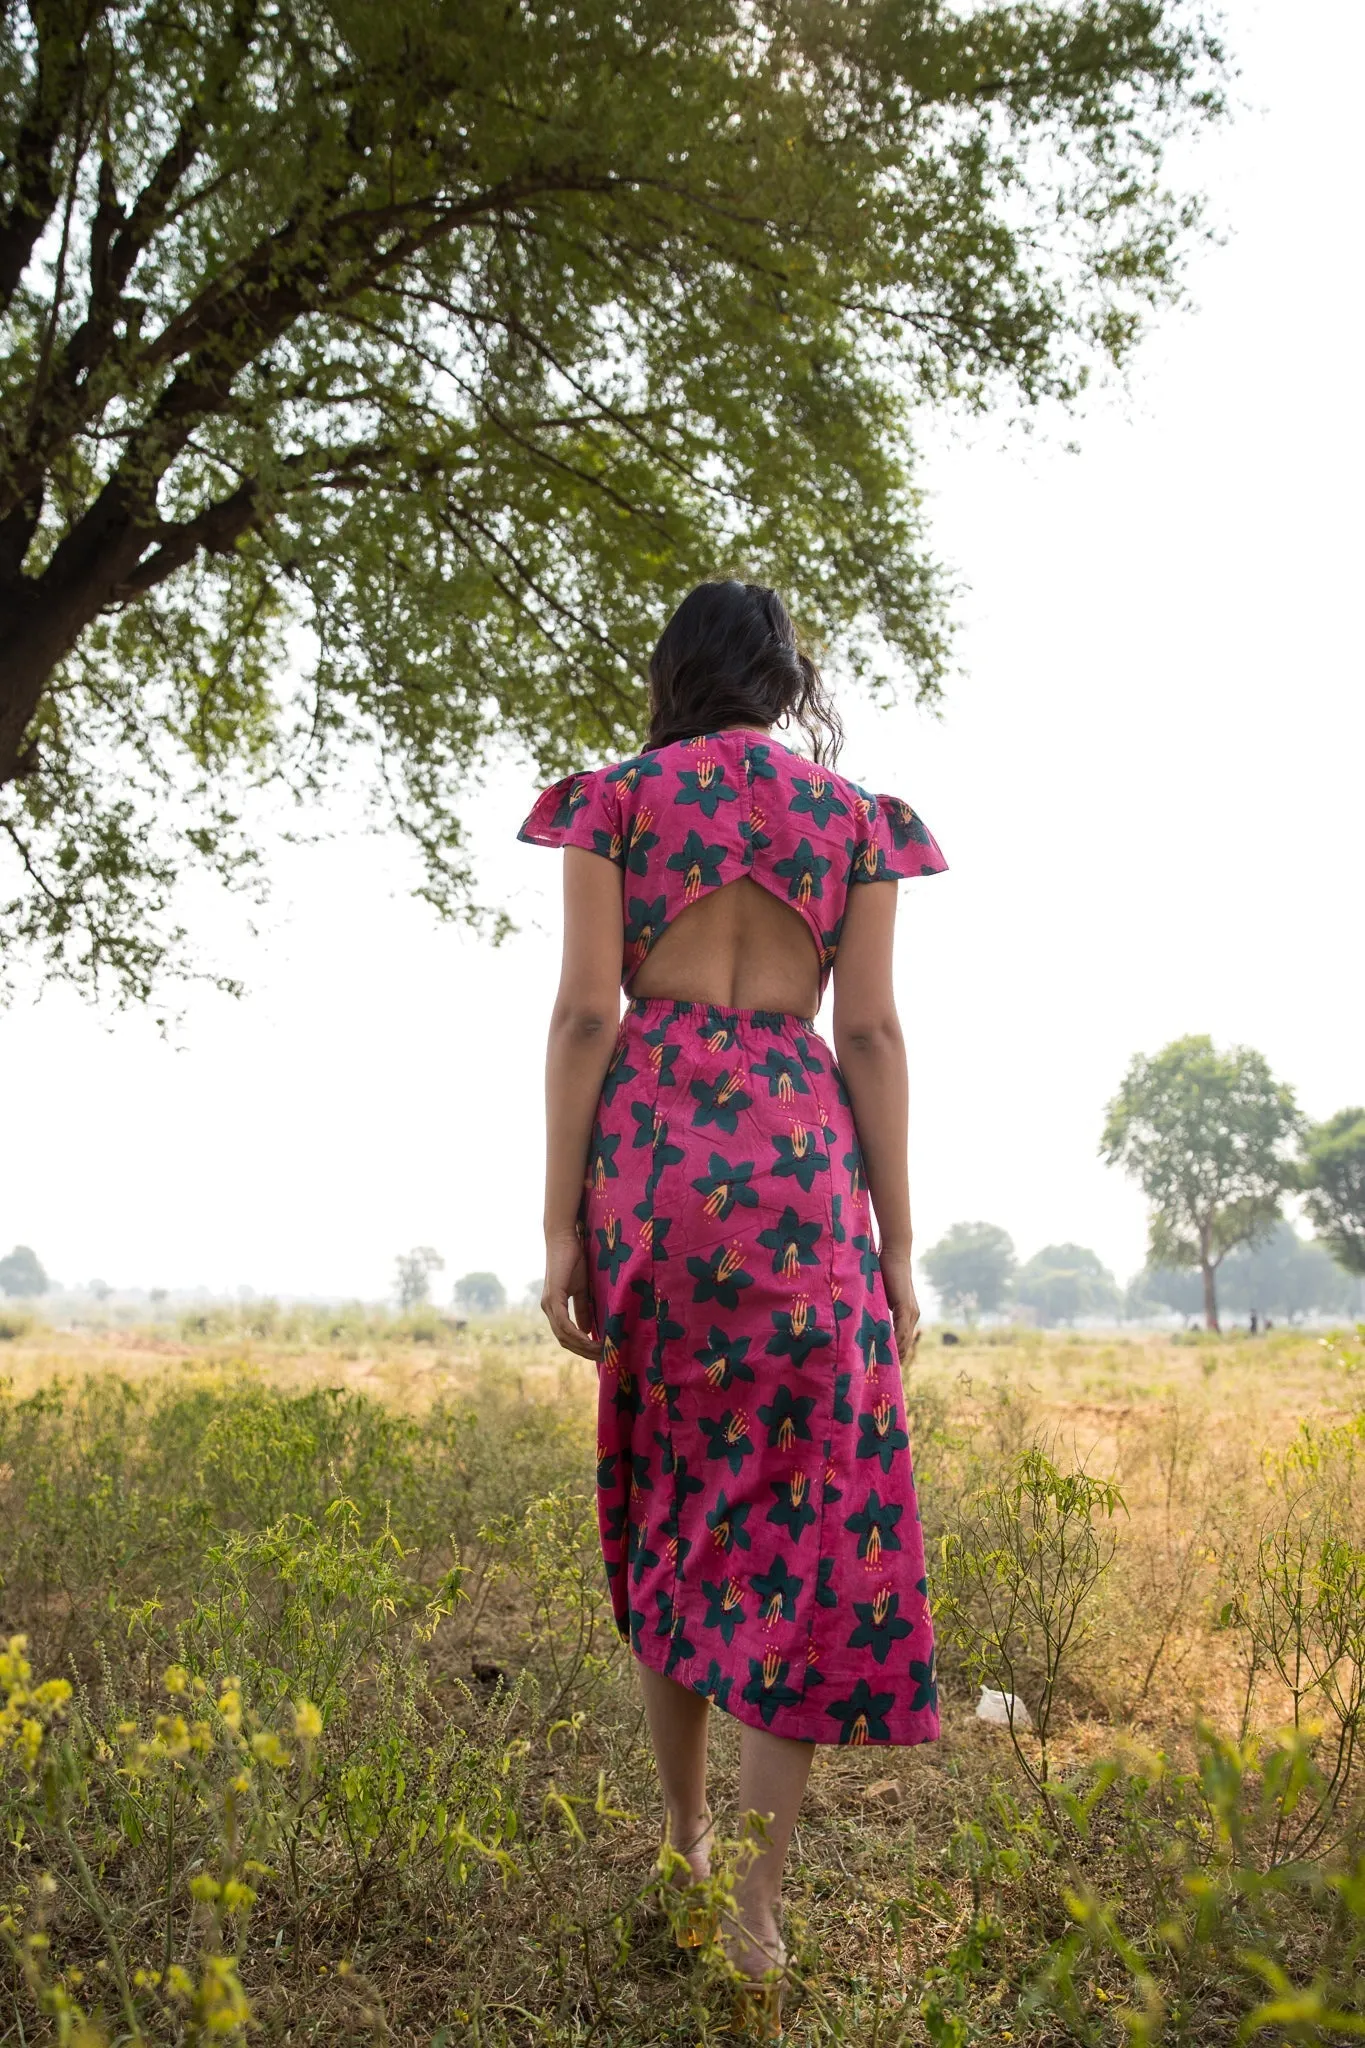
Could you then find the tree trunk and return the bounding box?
[1201,1259,1220,1333]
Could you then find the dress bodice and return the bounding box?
[518,728,947,991]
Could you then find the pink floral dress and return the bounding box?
[520,729,947,1744]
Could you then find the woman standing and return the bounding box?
[519,580,946,2034]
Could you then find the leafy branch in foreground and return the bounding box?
[0,0,1226,1000]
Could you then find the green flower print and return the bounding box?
[833,1370,853,1423]
[855,1308,895,1369]
[623,812,660,874]
[550,779,588,828]
[701,1575,748,1645]
[773,835,831,905]
[830,1192,846,1244]
[687,1244,754,1310]
[789,771,849,829]
[596,1447,618,1490]
[607,754,663,793]
[771,1123,829,1192]
[693,1660,734,1709]
[657,1589,697,1672]
[594,1214,631,1284]
[667,829,728,897]
[690,1070,753,1134]
[816,1555,838,1608]
[700,1006,741,1051]
[741,1653,803,1727]
[624,895,667,954]
[691,1151,759,1221]
[676,762,739,818]
[818,923,842,972]
[757,1206,821,1277]
[699,1409,755,1476]
[847,1589,913,1664]
[843,1140,867,1200]
[766,1302,833,1369]
[629,1101,658,1151]
[752,1047,810,1101]
[705,1489,752,1553]
[627,1604,645,1654]
[628,1518,659,1586]
[695,1326,755,1390]
[757,1384,816,1450]
[767,1469,818,1540]
[845,1488,903,1566]
[826,1678,895,1745]
[649,1121,685,1172]
[633,1199,671,1260]
[793,1036,824,1074]
[909,1648,938,1714]
[656,1434,704,1507]
[750,1554,804,1625]
[885,797,932,851]
[747,742,778,781]
[600,1045,639,1106]
[589,828,623,865]
[856,1398,910,1474]
[741,812,772,854]
[586,1125,620,1187]
[852,1233,880,1285]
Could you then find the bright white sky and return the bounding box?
[5,0,1361,1308]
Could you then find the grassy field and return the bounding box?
[0,1312,1361,2045]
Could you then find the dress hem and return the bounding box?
[627,1638,942,1750]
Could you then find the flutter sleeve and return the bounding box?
[849,790,948,884]
[517,768,624,867]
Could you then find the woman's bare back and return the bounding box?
[629,877,821,1016]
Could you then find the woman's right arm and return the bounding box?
[541,846,624,1358]
[831,880,920,1360]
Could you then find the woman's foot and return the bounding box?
[660,1808,715,1948]
[723,1904,786,2039]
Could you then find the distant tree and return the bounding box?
[1101,1037,1301,1332]
[88,1277,112,1301]
[1216,1220,1353,1322]
[453,1272,507,1316]
[1124,1265,1204,1322]
[394,1246,444,1312]
[921,1223,1015,1324]
[0,1244,47,1296]
[524,1278,544,1311]
[1015,1243,1119,1326]
[1300,1108,1365,1278]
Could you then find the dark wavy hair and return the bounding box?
[645,580,843,765]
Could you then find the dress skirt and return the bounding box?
[584,997,939,1747]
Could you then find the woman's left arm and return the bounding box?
[541,846,624,1358]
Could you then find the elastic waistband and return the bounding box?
[625,996,816,1030]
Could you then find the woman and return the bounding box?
[519,580,946,2034]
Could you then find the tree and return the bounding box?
[0,1243,48,1295]
[453,1271,506,1316]
[394,1245,443,1311]
[1124,1265,1203,1322]
[921,1222,1015,1324]
[1100,1037,1301,1332]
[1014,1243,1119,1327]
[0,1,1225,1003]
[1215,1221,1354,1322]
[1300,1108,1365,1278]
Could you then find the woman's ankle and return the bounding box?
[662,1805,713,1867]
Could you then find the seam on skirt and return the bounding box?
[625,996,816,1028]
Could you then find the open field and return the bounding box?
[0,1315,1361,2045]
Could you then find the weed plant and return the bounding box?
[0,1323,1360,2043]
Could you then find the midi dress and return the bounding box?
[519,729,948,1745]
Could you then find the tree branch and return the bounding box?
[0,0,94,312]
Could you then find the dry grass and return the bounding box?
[0,1315,1359,2045]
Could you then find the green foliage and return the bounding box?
[1014,1242,1119,1326]
[1102,1036,1303,1329]
[936,1440,1124,1793]
[922,1219,1016,1322]
[1301,1107,1365,1278]
[0,0,1227,1002]
[1217,1220,1357,1321]
[0,1242,48,1295]
[452,1270,507,1316]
